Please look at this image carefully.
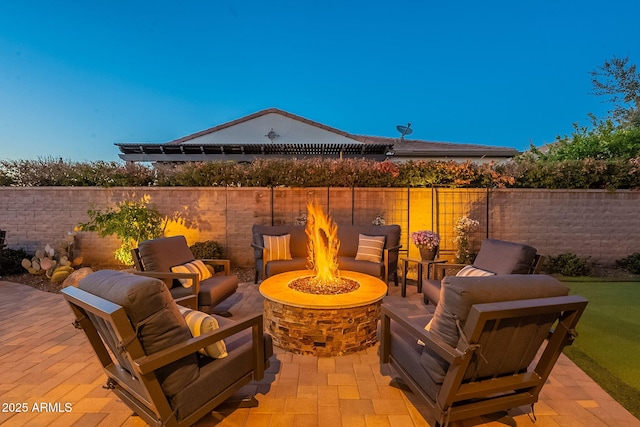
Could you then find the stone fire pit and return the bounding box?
[259,270,387,356]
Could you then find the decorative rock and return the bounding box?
[62,267,94,288]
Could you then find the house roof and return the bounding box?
[116,108,519,163]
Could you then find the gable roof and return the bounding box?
[166,108,363,145]
[116,108,519,163]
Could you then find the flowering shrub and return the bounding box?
[453,216,479,263]
[410,230,440,249]
[3,156,639,189]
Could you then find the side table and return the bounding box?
[399,257,448,297]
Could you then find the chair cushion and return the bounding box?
[197,275,239,308]
[265,258,309,278]
[456,265,495,277]
[354,234,386,263]
[472,239,537,274]
[337,225,401,258]
[338,257,383,278]
[171,259,212,287]
[78,270,199,397]
[172,318,273,422]
[177,306,228,358]
[420,275,569,386]
[263,234,292,262]
[138,236,196,289]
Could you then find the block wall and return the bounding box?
[1,187,638,269]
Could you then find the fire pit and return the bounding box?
[259,201,387,356]
[259,270,387,356]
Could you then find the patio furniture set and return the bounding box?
[61,223,587,427]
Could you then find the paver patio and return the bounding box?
[1,278,638,427]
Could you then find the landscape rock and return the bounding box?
[62,267,94,288]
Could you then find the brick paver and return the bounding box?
[1,279,638,426]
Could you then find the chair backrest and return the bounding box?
[472,238,537,274]
[62,270,199,421]
[420,275,570,387]
[137,236,196,288]
[337,224,401,261]
[252,225,308,260]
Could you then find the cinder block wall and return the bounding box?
[1,187,638,269]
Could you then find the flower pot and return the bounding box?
[419,246,438,261]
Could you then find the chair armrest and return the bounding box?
[131,271,201,303]
[385,244,402,253]
[251,243,266,251]
[380,303,461,364]
[432,263,468,279]
[201,259,231,275]
[136,313,265,376]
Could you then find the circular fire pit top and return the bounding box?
[259,270,387,309]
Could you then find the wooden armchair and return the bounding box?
[380,274,587,426]
[131,235,238,314]
[62,270,273,427]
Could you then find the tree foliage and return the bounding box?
[524,114,640,162]
[590,55,640,127]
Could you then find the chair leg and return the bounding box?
[255,270,259,284]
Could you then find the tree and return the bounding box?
[590,56,640,127]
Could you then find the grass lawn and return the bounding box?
[563,280,640,418]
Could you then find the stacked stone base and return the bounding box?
[263,299,382,356]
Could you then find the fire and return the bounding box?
[305,201,341,284]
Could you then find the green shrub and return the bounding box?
[190,241,224,259]
[0,248,31,275]
[615,253,640,274]
[190,241,225,273]
[78,197,164,265]
[546,253,592,276]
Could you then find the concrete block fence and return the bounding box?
[1,187,638,269]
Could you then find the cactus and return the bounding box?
[22,232,81,282]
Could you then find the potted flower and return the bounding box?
[410,230,440,260]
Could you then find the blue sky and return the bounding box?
[1,1,639,162]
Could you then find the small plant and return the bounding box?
[0,248,30,275]
[190,241,224,259]
[190,240,225,273]
[21,234,82,283]
[78,196,165,265]
[546,253,592,276]
[372,214,386,226]
[295,212,307,226]
[616,252,640,274]
[453,216,479,263]
[410,230,440,249]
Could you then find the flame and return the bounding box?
[305,201,340,284]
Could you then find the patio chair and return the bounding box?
[423,238,543,305]
[131,235,238,314]
[62,270,273,427]
[380,274,587,427]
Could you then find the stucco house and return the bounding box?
[116,108,519,163]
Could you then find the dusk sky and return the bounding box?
[1,1,639,162]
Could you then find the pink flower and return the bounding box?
[410,230,440,249]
